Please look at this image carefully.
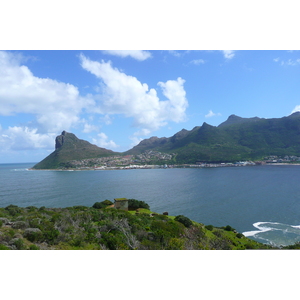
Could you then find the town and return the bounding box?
[59,152,300,170]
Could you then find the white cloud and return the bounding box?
[92,132,119,149]
[291,105,300,114]
[222,50,235,60]
[274,57,300,66]
[0,51,91,133]
[82,122,99,133]
[205,110,221,118]
[168,50,190,58]
[0,126,55,151]
[102,50,152,61]
[189,59,205,65]
[129,135,144,148]
[79,54,188,136]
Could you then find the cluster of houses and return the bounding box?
[263,155,300,163]
[64,151,174,170]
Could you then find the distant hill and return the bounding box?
[33,112,300,168]
[125,112,300,163]
[32,131,117,169]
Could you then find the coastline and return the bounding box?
[29,162,300,171]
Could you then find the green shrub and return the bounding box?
[24,229,43,242]
[72,205,88,210]
[0,244,10,250]
[92,200,113,209]
[0,220,2,228]
[224,225,234,231]
[26,206,37,212]
[5,204,21,216]
[13,238,27,250]
[205,225,214,231]
[128,199,150,210]
[236,233,244,238]
[29,244,40,250]
[102,200,113,206]
[174,215,193,228]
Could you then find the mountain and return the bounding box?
[126,112,300,163]
[33,112,300,169]
[32,131,117,169]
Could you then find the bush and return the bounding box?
[0,244,10,250]
[29,244,40,250]
[205,225,214,231]
[174,215,193,228]
[128,199,150,210]
[24,228,43,242]
[236,233,244,238]
[13,238,26,250]
[5,205,21,216]
[92,200,113,209]
[224,225,234,231]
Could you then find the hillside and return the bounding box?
[0,202,276,250]
[32,131,118,169]
[126,112,300,163]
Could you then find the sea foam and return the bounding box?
[243,222,300,246]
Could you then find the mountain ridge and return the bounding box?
[33,112,300,169]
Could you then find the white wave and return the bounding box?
[243,222,276,237]
[243,221,300,246]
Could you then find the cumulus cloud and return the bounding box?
[205,110,221,118]
[79,54,188,136]
[222,50,235,60]
[102,50,152,61]
[92,132,119,149]
[0,51,91,134]
[0,126,55,151]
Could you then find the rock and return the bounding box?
[12,221,27,229]
[0,217,9,225]
[55,131,66,149]
[163,212,169,215]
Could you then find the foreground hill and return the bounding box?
[126,112,300,163]
[0,202,277,250]
[32,131,118,169]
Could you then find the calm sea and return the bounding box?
[1,162,300,247]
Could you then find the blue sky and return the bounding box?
[1,50,300,163]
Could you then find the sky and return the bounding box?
[1,50,300,163]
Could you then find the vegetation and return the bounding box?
[128,199,150,210]
[0,200,294,250]
[127,112,300,163]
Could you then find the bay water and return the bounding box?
[1,162,300,247]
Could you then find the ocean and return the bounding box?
[1,162,300,247]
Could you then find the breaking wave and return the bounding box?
[243,222,300,247]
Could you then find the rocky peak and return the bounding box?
[55,131,66,149]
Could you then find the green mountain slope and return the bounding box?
[32,131,117,169]
[126,112,300,163]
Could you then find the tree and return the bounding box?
[174,215,193,228]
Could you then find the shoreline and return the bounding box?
[29,162,300,171]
